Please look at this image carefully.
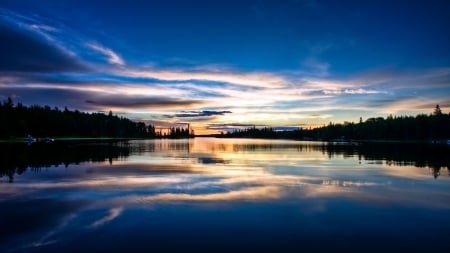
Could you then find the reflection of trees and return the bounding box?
[130,141,192,154]
[2,141,449,182]
[428,166,450,179]
[230,142,450,178]
[430,166,441,179]
[0,141,130,183]
[168,142,191,151]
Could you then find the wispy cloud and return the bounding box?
[347,67,450,89]
[86,42,124,65]
[379,98,450,115]
[0,82,204,110]
[172,110,232,118]
[117,67,286,88]
[90,207,123,228]
[301,58,330,77]
[130,186,281,203]
[29,24,58,32]
[85,96,203,110]
[322,88,384,95]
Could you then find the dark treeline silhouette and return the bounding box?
[0,97,152,138]
[0,141,130,182]
[221,105,450,142]
[221,126,282,139]
[0,98,193,139]
[157,127,194,139]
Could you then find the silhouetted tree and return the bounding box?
[434,104,442,116]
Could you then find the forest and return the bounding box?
[2,96,448,142]
[221,105,450,142]
[0,97,193,139]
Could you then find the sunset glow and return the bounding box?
[1,1,449,134]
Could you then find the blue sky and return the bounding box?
[1,0,449,133]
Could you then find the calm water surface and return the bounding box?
[1,138,449,252]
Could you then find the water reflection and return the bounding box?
[2,138,449,207]
[2,139,449,182]
[0,141,130,182]
[1,138,450,252]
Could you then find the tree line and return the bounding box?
[221,105,450,142]
[160,127,195,139]
[0,98,193,139]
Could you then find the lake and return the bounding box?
[1,138,449,252]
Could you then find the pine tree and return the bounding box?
[433,104,442,116]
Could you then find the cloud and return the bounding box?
[29,24,58,32]
[301,58,330,77]
[173,110,232,118]
[85,96,203,109]
[322,88,384,95]
[86,42,125,65]
[134,186,281,203]
[0,20,86,72]
[349,67,450,89]
[379,98,450,115]
[90,207,123,228]
[0,85,94,110]
[0,83,203,111]
[117,67,286,88]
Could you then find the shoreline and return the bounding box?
[1,136,448,145]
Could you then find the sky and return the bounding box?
[0,0,449,134]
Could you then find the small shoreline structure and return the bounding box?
[24,135,54,145]
[24,134,36,144]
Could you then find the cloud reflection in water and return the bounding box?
[1,138,450,252]
[2,138,448,210]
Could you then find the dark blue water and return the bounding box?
[1,138,449,252]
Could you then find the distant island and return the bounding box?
[0,97,193,140]
[218,104,450,143]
